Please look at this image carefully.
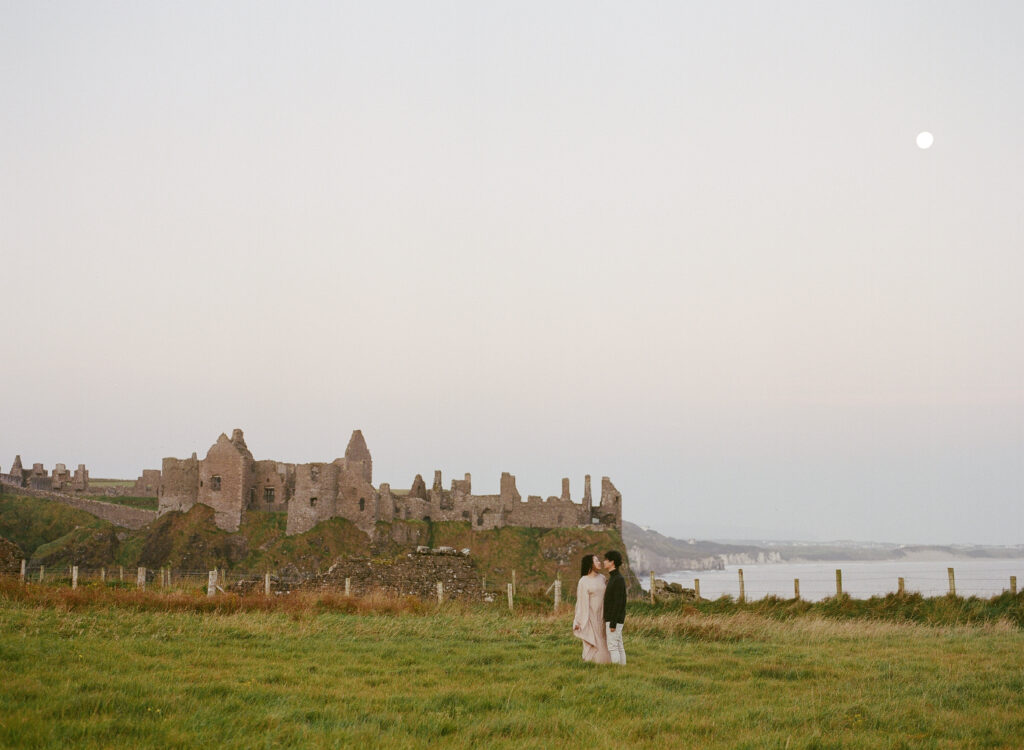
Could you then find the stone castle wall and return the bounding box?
[0,481,156,530]
[4,456,90,493]
[132,469,162,497]
[146,428,623,537]
[159,454,199,513]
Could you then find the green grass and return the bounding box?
[85,495,158,511]
[86,479,135,488]
[0,493,111,558]
[1,587,1022,749]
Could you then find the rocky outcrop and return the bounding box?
[627,545,727,575]
[623,521,783,575]
[651,578,699,603]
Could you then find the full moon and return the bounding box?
[916,131,934,149]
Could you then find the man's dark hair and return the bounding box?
[580,554,596,577]
[604,550,622,570]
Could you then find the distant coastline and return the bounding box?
[623,520,1024,575]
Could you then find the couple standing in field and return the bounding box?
[572,550,627,665]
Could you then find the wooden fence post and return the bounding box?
[119,566,124,582]
[481,576,486,592]
[553,579,561,611]
[39,565,45,583]
[835,569,842,597]
[948,567,956,597]
[72,566,79,589]
[345,577,351,597]
[507,582,514,612]
[694,578,701,600]
[207,570,217,597]
[265,572,271,596]
[512,570,517,597]
[738,568,745,603]
[437,581,444,604]
[100,567,106,583]
[794,578,800,600]
[20,559,26,583]
[1011,576,1017,595]
[898,577,905,595]
[137,567,146,590]
[650,571,655,605]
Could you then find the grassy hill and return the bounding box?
[0,491,113,559]
[1,492,636,592]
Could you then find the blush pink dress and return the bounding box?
[573,573,612,664]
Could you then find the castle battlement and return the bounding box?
[153,429,622,535]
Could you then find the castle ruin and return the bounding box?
[2,455,89,492]
[156,429,622,535]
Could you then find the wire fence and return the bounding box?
[655,561,1023,602]
[1,563,527,606]
[5,558,1022,607]
[2,564,313,593]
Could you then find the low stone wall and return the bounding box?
[317,555,481,600]
[0,483,156,530]
[244,549,483,600]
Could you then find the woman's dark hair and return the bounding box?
[604,550,623,570]
[580,554,596,577]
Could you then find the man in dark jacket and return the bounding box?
[602,550,627,665]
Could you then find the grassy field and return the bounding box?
[85,495,159,511]
[85,479,135,489]
[1,586,1022,749]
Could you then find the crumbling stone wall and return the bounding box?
[388,470,620,534]
[304,549,483,601]
[332,462,378,533]
[342,430,372,483]
[196,430,252,532]
[71,464,89,492]
[159,454,199,514]
[28,464,50,490]
[0,485,156,529]
[504,494,582,528]
[3,459,90,493]
[131,469,160,497]
[376,483,396,523]
[597,477,623,529]
[8,456,26,485]
[51,464,71,491]
[286,462,339,535]
[249,461,292,512]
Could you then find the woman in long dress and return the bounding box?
[572,554,611,664]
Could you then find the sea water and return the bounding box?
[655,558,1024,601]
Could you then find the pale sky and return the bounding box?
[2,2,1022,545]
